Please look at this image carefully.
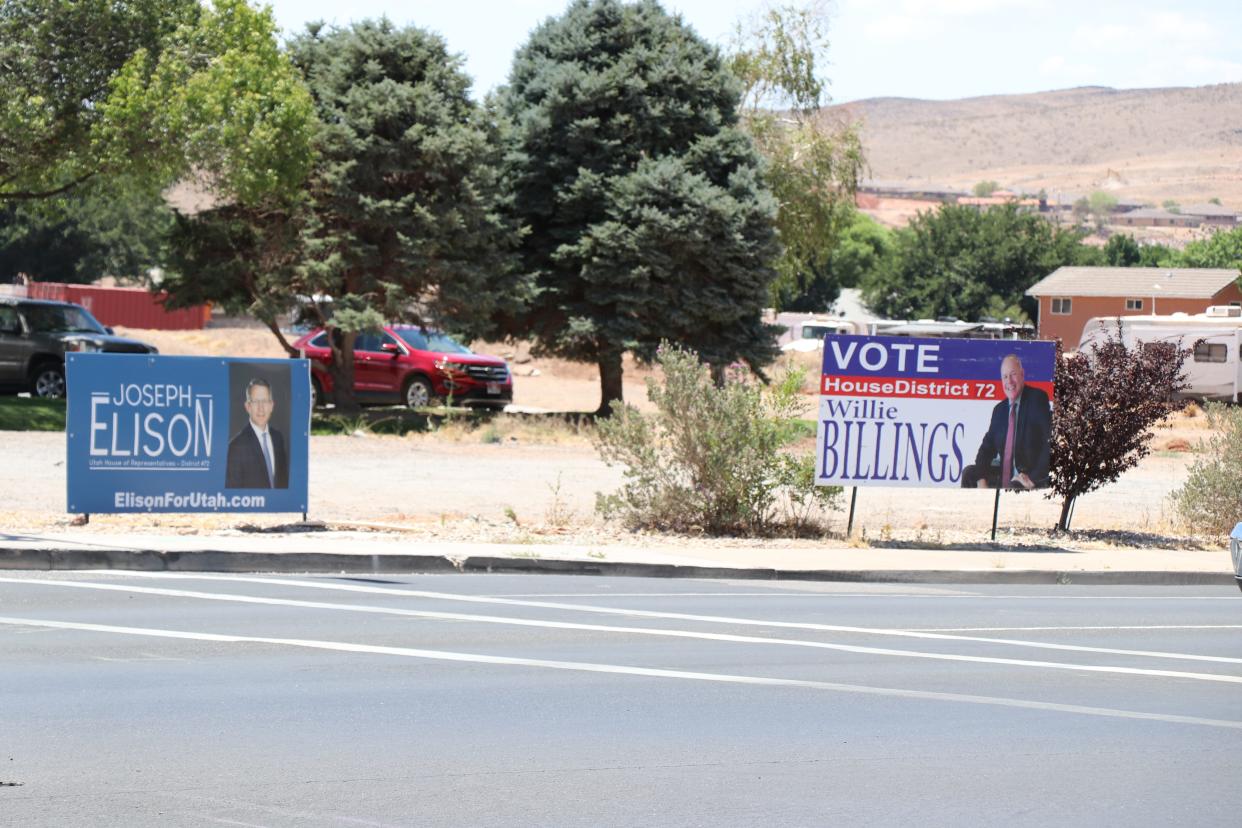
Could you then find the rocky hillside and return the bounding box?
[829,83,1242,206]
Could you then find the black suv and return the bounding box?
[0,297,158,398]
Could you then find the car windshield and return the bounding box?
[23,304,106,334]
[394,328,472,355]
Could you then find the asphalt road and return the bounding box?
[2,572,1240,827]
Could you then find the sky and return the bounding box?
[264,0,1242,104]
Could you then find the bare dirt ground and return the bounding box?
[0,326,1222,551]
[120,325,663,414]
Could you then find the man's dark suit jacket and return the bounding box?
[973,385,1051,488]
[225,425,288,489]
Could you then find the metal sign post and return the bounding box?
[846,487,859,537]
[990,488,1001,541]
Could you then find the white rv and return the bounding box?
[1077,306,1242,402]
[774,314,873,351]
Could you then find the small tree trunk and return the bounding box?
[1057,496,1075,532]
[596,351,625,417]
[328,331,361,414]
[261,317,300,358]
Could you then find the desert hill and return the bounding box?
[830,83,1242,206]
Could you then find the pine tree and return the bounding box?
[497,0,780,414]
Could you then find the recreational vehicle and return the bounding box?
[1077,306,1242,402]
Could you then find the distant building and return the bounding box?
[1110,208,1200,228]
[1026,266,1242,343]
[856,179,968,202]
[957,195,1040,211]
[1181,203,1238,228]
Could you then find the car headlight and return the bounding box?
[64,339,100,352]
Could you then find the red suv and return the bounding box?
[292,325,513,409]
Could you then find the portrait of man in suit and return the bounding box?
[225,377,289,489]
[960,354,1051,490]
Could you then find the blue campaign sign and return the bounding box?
[816,336,1056,490]
[65,354,311,513]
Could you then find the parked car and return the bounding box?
[292,325,513,409]
[0,297,159,398]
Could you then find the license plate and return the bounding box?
[486,382,501,394]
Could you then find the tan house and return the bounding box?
[1025,267,1242,344]
[1182,203,1238,228]
[1111,208,1200,228]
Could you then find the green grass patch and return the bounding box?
[310,405,497,436]
[0,396,66,431]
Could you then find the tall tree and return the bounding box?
[1178,226,1242,270]
[0,0,195,199]
[166,19,517,412]
[1,0,315,205]
[727,2,865,311]
[773,210,893,312]
[498,0,780,414]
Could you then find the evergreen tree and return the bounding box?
[165,19,517,412]
[497,0,780,414]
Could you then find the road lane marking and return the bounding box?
[912,625,1242,632]
[76,573,1242,667]
[4,577,1242,682]
[1,614,1240,731]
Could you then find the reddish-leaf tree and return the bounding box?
[1048,324,1188,530]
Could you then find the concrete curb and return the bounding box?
[0,547,1232,586]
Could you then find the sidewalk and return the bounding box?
[0,528,1233,585]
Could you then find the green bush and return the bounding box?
[1171,403,1242,536]
[594,344,840,536]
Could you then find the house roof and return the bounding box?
[1026,267,1241,299]
[1114,207,1197,221]
[1182,202,1237,218]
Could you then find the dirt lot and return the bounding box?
[118,325,666,414]
[3,328,1219,550]
[0,422,1216,551]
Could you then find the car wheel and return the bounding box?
[311,377,325,408]
[403,376,436,409]
[31,363,66,399]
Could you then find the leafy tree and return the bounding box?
[972,180,1000,197]
[0,0,196,199]
[498,0,780,413]
[1102,233,1141,267]
[727,2,865,311]
[774,211,893,311]
[1162,199,1180,213]
[1177,226,1242,270]
[1071,197,1091,225]
[1208,197,1223,205]
[0,182,173,283]
[1047,329,1188,531]
[1137,241,1177,267]
[162,199,306,348]
[165,19,517,413]
[860,203,1090,322]
[1,0,315,205]
[1087,190,1117,230]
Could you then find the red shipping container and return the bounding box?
[26,282,210,331]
